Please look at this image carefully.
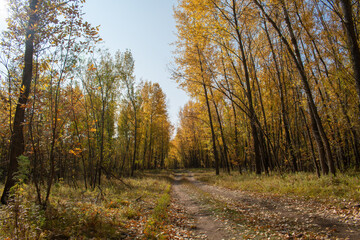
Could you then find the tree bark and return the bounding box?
[1,0,39,204]
[340,0,360,113]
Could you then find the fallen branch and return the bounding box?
[101,166,132,189]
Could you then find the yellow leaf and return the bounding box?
[20,85,26,94]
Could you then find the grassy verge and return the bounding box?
[191,169,360,204]
[0,173,172,239]
[144,184,171,239]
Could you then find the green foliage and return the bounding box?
[153,185,171,221]
[13,155,30,182]
[0,183,46,239]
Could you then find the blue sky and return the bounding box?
[0,0,189,127]
[84,0,188,126]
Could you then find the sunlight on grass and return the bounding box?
[194,169,360,203]
[144,184,171,239]
[0,173,172,239]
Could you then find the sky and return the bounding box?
[0,0,189,127]
[0,0,7,28]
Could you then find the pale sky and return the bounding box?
[0,0,8,29]
[0,0,189,127]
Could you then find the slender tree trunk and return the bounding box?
[264,22,298,172]
[283,2,335,175]
[142,126,148,169]
[221,56,241,173]
[148,117,153,169]
[228,0,262,174]
[29,57,43,204]
[209,87,230,174]
[70,89,87,189]
[254,0,335,175]
[197,46,220,175]
[131,111,137,176]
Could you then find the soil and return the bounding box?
[170,171,360,239]
[172,173,233,239]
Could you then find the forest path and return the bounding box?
[170,171,360,239]
[171,172,234,239]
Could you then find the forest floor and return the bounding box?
[170,170,360,239]
[1,170,359,239]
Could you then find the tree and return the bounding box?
[1,0,39,204]
[116,50,138,176]
[1,0,100,205]
[340,0,360,113]
[173,0,360,175]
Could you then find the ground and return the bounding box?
[1,170,359,239]
[170,171,360,239]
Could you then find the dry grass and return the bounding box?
[191,169,360,204]
[0,172,172,239]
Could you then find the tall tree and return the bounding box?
[1,0,39,204]
[340,0,360,113]
[117,50,138,176]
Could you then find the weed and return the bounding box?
[0,183,45,239]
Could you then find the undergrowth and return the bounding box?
[192,169,360,204]
[144,184,171,239]
[0,173,171,239]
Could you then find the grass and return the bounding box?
[2,169,357,238]
[191,169,360,204]
[143,184,171,239]
[0,172,172,239]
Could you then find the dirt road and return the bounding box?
[170,171,360,239]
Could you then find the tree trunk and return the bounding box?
[231,0,262,174]
[340,0,360,112]
[254,0,336,175]
[1,0,38,204]
[131,111,137,176]
[209,87,230,174]
[263,21,298,172]
[197,46,220,175]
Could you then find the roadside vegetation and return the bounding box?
[192,169,360,204]
[0,173,171,239]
